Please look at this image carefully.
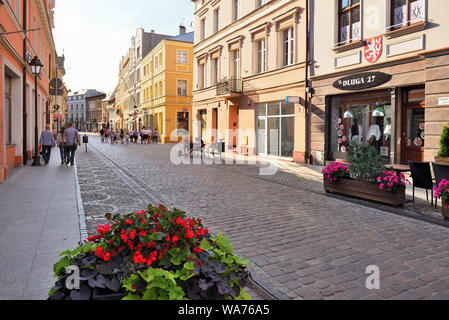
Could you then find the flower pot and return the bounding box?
[324,178,406,208]
[435,156,449,165]
[92,288,126,301]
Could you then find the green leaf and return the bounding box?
[122,274,139,292]
[149,232,167,241]
[235,288,252,301]
[122,293,141,300]
[184,261,195,271]
[53,256,72,275]
[200,238,213,251]
[215,234,233,253]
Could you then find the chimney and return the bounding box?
[179,25,186,35]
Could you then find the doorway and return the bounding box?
[401,87,425,164]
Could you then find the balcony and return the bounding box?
[216,78,243,97]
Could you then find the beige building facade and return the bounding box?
[309,0,449,165]
[191,0,307,161]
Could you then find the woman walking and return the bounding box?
[109,129,115,145]
[152,128,159,144]
[57,127,66,164]
[120,129,125,144]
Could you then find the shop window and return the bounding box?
[330,93,392,161]
[177,111,190,135]
[256,102,295,158]
[337,0,361,45]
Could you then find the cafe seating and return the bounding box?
[432,162,449,209]
[409,161,434,207]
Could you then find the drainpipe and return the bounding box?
[304,0,311,164]
[22,0,27,165]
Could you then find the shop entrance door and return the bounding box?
[402,101,425,164]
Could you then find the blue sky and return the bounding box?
[53,0,194,94]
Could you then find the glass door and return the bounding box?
[257,118,266,155]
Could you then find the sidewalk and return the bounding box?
[0,149,81,300]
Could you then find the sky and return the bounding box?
[53,0,195,94]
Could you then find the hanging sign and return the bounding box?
[333,72,392,91]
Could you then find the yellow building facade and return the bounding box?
[140,31,194,143]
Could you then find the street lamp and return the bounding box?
[30,56,43,166]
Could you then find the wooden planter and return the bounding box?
[435,156,449,165]
[442,204,449,222]
[324,179,406,208]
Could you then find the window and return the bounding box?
[159,53,163,67]
[177,80,187,96]
[5,75,12,145]
[212,58,219,85]
[338,0,361,45]
[282,28,294,66]
[233,0,240,21]
[390,0,425,30]
[199,64,206,89]
[200,18,206,41]
[257,39,267,73]
[257,0,267,8]
[177,50,188,64]
[214,8,220,33]
[232,49,240,78]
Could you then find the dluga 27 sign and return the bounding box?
[333,72,392,91]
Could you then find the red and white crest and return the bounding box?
[364,36,383,64]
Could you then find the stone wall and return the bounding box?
[425,50,449,162]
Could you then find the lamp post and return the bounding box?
[30,56,44,166]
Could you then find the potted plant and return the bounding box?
[433,179,449,221]
[48,204,252,300]
[436,123,449,165]
[323,142,408,207]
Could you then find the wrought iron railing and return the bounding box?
[216,78,243,96]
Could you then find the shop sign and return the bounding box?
[333,72,392,91]
[438,97,449,106]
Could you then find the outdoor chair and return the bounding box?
[409,161,434,207]
[432,162,449,209]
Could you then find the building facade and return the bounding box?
[140,27,194,143]
[309,0,449,166]
[117,28,173,131]
[191,0,307,160]
[1,0,60,182]
[67,89,102,131]
[86,92,106,132]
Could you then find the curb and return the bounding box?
[74,162,88,241]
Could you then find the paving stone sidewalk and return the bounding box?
[0,149,81,300]
[77,137,449,300]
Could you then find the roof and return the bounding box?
[169,31,194,43]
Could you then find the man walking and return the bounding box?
[39,125,55,164]
[63,122,81,166]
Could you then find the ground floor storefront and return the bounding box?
[309,48,449,166]
[192,85,306,161]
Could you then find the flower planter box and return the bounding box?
[435,156,449,165]
[324,178,406,208]
[442,204,449,222]
[92,288,126,301]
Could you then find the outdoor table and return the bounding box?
[386,164,411,175]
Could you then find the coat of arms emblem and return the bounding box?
[364,36,383,64]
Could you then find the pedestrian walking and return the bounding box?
[100,127,105,143]
[39,125,56,164]
[63,122,81,166]
[152,128,159,144]
[109,129,115,145]
[120,129,125,144]
[142,127,148,145]
[133,129,138,144]
[125,131,130,144]
[105,128,109,143]
[148,127,153,144]
[57,127,67,164]
[115,129,120,144]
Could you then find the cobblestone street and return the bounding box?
[76,136,449,300]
